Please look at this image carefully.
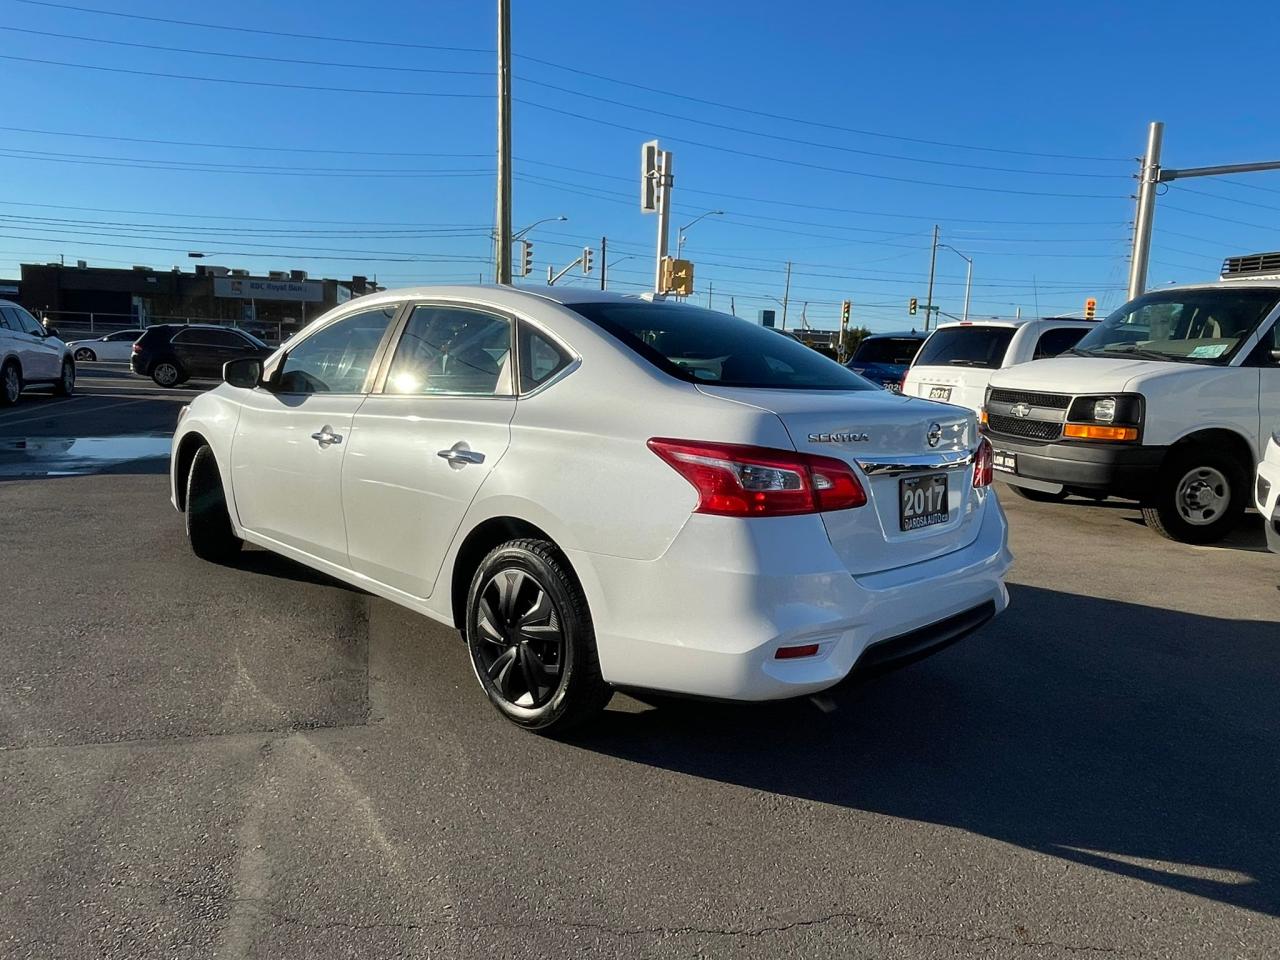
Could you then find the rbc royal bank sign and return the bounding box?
[213,277,324,303]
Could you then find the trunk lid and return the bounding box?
[697,386,982,575]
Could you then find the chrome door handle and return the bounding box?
[311,425,343,447]
[437,445,485,466]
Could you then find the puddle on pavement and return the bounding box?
[0,435,172,477]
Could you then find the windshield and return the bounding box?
[913,326,1016,369]
[851,337,923,365]
[1073,288,1279,364]
[569,301,874,391]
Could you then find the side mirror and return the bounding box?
[44,326,61,339]
[223,356,263,389]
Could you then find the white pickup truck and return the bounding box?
[984,253,1280,544]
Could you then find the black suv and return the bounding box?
[131,324,271,386]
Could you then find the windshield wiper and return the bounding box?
[1067,347,1095,357]
[1097,344,1173,361]
[947,359,985,366]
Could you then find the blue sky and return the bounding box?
[2,0,1279,330]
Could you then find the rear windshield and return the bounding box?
[851,337,923,365]
[569,301,874,391]
[913,326,1016,369]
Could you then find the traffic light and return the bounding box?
[661,256,694,296]
[840,299,851,328]
[519,240,533,277]
[909,297,918,316]
[582,246,594,275]
[1084,297,1097,320]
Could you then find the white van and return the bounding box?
[903,318,1094,415]
[983,253,1280,544]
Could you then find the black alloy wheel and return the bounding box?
[466,538,611,733]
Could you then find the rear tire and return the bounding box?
[0,361,20,406]
[1008,483,1069,503]
[465,538,612,735]
[54,359,75,397]
[1141,447,1245,544]
[185,446,243,563]
[152,360,182,387]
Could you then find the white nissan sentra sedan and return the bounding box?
[170,286,1011,733]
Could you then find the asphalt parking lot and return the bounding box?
[2,366,1278,959]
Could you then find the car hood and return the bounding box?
[987,355,1198,393]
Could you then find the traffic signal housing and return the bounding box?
[840,299,851,328]
[661,256,694,296]
[582,246,594,275]
[519,240,533,277]
[909,297,918,316]
[1085,297,1097,320]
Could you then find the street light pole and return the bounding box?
[938,243,973,324]
[781,260,791,330]
[676,210,724,260]
[494,0,513,285]
[924,224,939,332]
[1127,121,1162,301]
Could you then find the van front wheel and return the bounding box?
[1141,448,1245,544]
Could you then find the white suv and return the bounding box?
[0,299,75,405]
[985,253,1280,543]
[903,318,1095,415]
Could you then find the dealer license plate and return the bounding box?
[993,450,1017,474]
[928,385,952,401]
[900,473,949,531]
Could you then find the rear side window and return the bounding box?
[1032,327,1088,360]
[570,301,873,391]
[914,326,1017,370]
[518,322,571,393]
[277,305,399,394]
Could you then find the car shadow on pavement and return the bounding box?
[230,547,371,594]
[577,584,1280,917]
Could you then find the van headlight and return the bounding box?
[1092,398,1117,423]
[1064,393,1144,442]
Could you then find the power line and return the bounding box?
[0,54,491,99]
[1173,183,1280,214]
[1161,203,1279,233]
[13,0,1128,165]
[0,198,489,228]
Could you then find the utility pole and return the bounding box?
[653,149,673,293]
[599,236,607,291]
[707,281,712,308]
[1127,120,1280,298]
[730,295,736,317]
[494,0,513,284]
[1128,121,1162,301]
[924,224,939,332]
[780,260,792,330]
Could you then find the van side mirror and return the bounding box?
[223,356,263,389]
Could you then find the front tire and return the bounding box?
[465,538,611,734]
[1141,447,1245,544]
[0,361,20,406]
[54,359,75,397]
[73,348,96,362]
[185,446,243,563]
[152,360,181,387]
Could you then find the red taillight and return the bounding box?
[132,342,142,354]
[973,437,993,488]
[648,438,867,517]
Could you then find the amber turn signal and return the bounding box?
[1063,424,1138,441]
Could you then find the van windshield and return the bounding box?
[1073,288,1279,364]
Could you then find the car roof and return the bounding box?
[862,330,926,339]
[933,317,1095,330]
[321,284,687,315]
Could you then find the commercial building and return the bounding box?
[18,261,377,340]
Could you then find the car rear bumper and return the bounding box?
[1257,456,1280,554]
[986,433,1165,498]
[567,496,1011,701]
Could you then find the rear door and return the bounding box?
[342,303,519,599]
[230,303,402,566]
[100,329,143,360]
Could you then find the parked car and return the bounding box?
[845,331,926,390]
[1256,430,1280,554]
[66,328,144,362]
[984,253,1280,543]
[131,323,271,386]
[903,318,1095,414]
[170,287,1011,733]
[0,298,75,405]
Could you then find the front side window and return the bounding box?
[1075,288,1280,365]
[569,301,873,391]
[277,305,399,394]
[1032,327,1088,360]
[384,305,513,396]
[914,326,1017,369]
[12,307,44,337]
[0,308,15,331]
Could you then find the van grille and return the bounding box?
[987,388,1070,409]
[986,414,1062,441]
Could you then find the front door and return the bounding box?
[6,306,60,379]
[343,304,517,599]
[1251,320,1280,457]
[229,303,401,566]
